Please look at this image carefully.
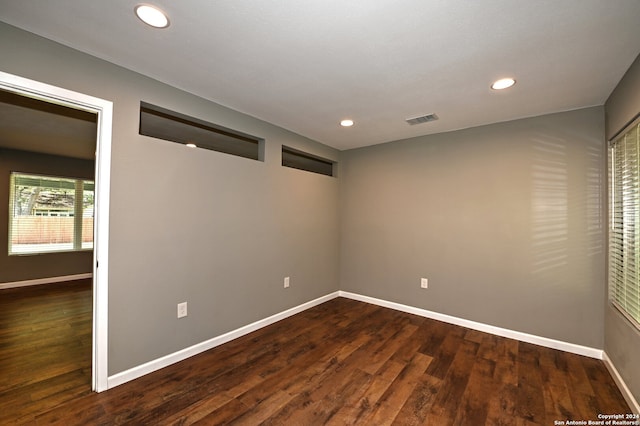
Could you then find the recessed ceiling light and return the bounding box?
[135,4,170,28]
[340,119,354,127]
[186,143,197,148]
[491,78,516,90]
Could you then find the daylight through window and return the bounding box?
[609,119,640,329]
[8,173,94,255]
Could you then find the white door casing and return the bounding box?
[0,71,112,392]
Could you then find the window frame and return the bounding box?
[8,171,95,256]
[139,102,265,161]
[281,145,335,177]
[608,115,640,331]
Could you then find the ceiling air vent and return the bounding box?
[406,113,438,125]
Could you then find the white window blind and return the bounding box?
[8,172,94,255]
[609,119,640,329]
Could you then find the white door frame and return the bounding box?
[0,71,112,392]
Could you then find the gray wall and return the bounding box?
[605,53,640,403]
[2,19,636,400]
[0,22,340,374]
[606,54,640,141]
[340,107,606,349]
[0,148,95,282]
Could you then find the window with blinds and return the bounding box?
[8,172,94,255]
[609,118,640,329]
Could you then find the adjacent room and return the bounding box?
[1,1,639,424]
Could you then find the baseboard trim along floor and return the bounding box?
[338,291,602,359]
[603,352,640,414]
[107,290,639,413]
[107,291,341,389]
[0,273,93,290]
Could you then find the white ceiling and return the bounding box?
[1,0,639,151]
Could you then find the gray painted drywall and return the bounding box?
[604,53,640,404]
[0,22,340,374]
[340,107,606,349]
[3,19,635,396]
[0,148,95,282]
[606,53,640,141]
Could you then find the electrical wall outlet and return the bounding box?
[421,278,428,289]
[177,302,188,318]
[284,276,290,288]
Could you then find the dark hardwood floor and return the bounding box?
[1,287,631,425]
[0,279,93,425]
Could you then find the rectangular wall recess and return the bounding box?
[282,145,335,177]
[139,102,264,161]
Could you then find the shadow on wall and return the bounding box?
[529,131,603,285]
[530,136,569,274]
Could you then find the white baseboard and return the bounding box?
[107,291,341,389]
[0,273,93,290]
[108,289,638,407]
[338,291,604,359]
[603,352,640,414]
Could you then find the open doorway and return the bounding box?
[0,71,112,394]
[0,89,96,420]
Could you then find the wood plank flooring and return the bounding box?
[0,279,93,425]
[1,287,632,425]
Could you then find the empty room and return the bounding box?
[1,1,639,425]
